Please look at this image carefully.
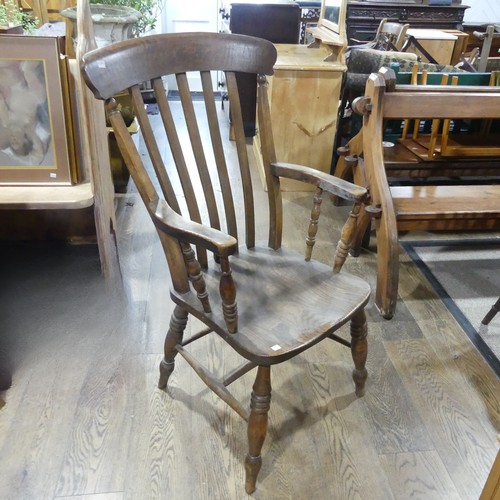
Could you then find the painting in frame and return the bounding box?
[0,35,75,185]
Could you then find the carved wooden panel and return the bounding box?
[346,1,468,44]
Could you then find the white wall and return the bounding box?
[157,0,220,91]
[463,0,500,25]
[160,0,219,35]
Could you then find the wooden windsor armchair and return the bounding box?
[81,32,370,494]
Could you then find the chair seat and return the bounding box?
[171,245,371,365]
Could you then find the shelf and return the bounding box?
[0,180,94,210]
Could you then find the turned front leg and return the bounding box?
[305,188,323,261]
[350,308,368,397]
[158,305,189,389]
[245,365,271,494]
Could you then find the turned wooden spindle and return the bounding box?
[219,256,238,333]
[305,188,323,261]
[333,201,362,272]
[181,242,211,313]
[245,366,271,494]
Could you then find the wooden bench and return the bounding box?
[336,68,500,179]
[335,68,500,319]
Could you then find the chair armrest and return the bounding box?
[149,199,238,257]
[271,162,367,201]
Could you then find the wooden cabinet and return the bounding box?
[219,0,322,44]
[219,1,302,137]
[254,43,345,191]
[346,1,469,45]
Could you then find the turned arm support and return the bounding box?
[150,198,239,333]
[149,199,238,257]
[274,162,369,265]
[271,162,367,202]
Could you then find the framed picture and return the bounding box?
[0,36,76,185]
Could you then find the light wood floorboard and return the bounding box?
[0,105,499,499]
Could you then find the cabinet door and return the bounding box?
[163,0,219,91]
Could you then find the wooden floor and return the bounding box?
[0,105,499,499]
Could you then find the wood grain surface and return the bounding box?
[0,103,499,499]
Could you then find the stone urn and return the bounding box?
[61,3,141,48]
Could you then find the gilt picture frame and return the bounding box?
[0,36,75,185]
